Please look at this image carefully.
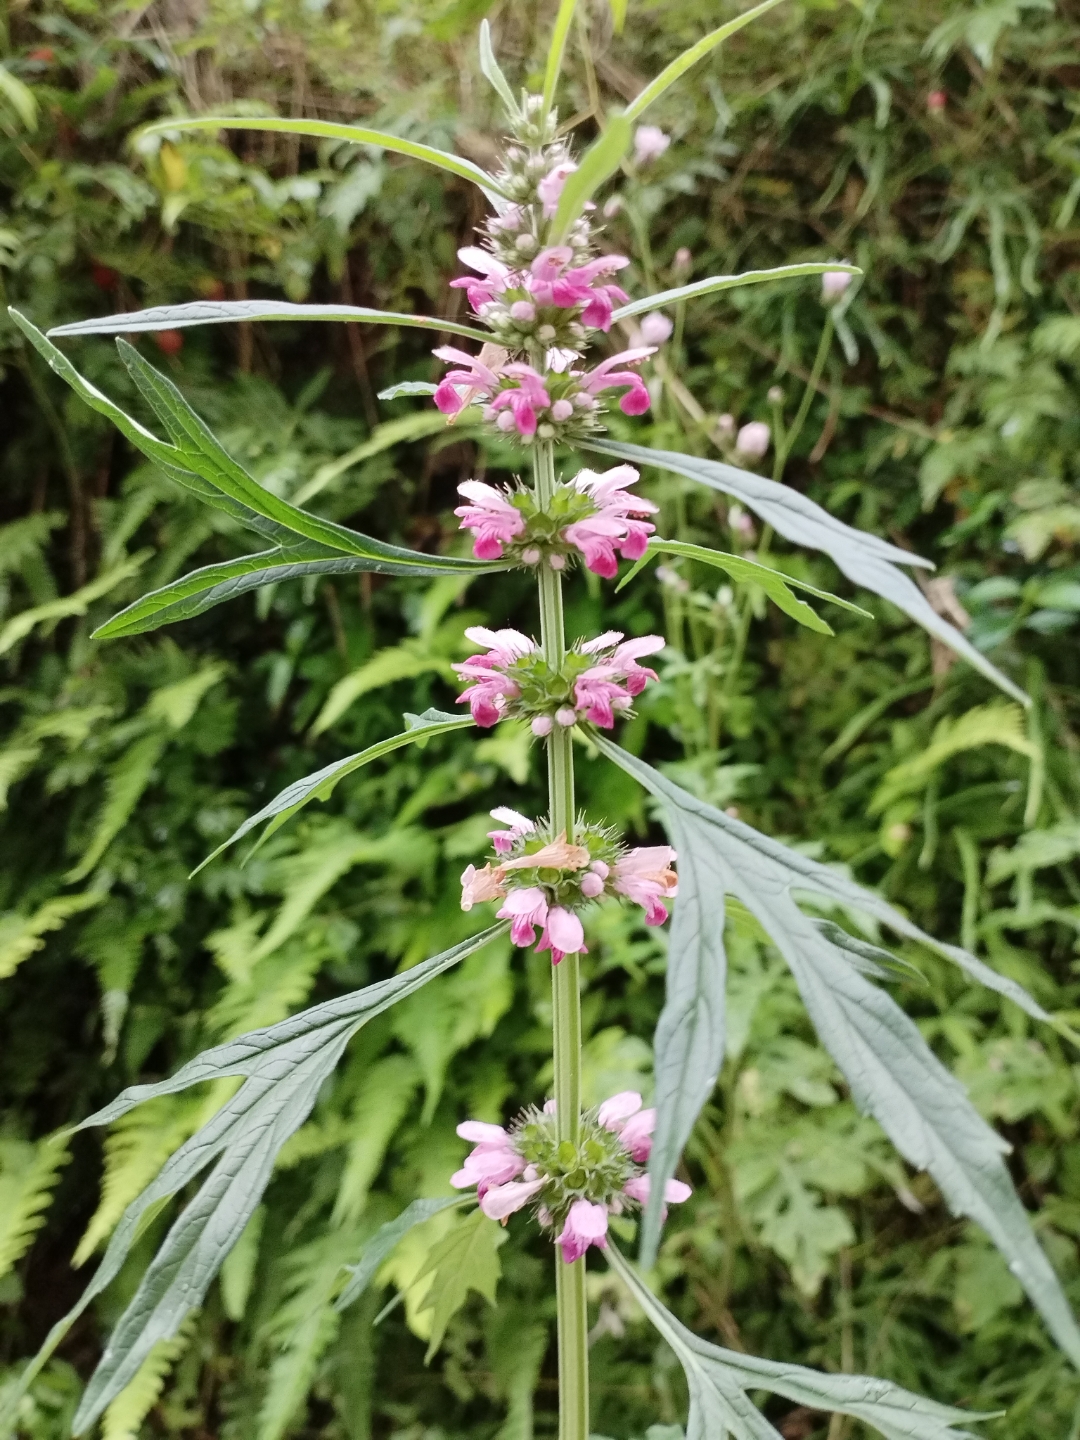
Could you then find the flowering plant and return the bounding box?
[6,4,1076,1440]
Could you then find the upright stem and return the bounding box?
[533,441,588,1440]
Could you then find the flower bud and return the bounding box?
[510,300,536,323]
[531,714,554,737]
[735,421,770,459]
[549,553,566,571]
[555,707,577,728]
[589,859,610,879]
[633,124,670,166]
[673,247,692,279]
[521,547,541,565]
[639,312,673,347]
[551,399,574,421]
[767,385,784,405]
[580,872,605,898]
[716,413,735,437]
[603,196,622,219]
[515,233,538,256]
[821,270,852,304]
[537,324,557,343]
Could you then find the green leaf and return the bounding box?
[137,116,505,197]
[415,1208,507,1362]
[0,64,38,132]
[0,892,105,982]
[67,733,167,883]
[336,1197,469,1312]
[584,437,1028,706]
[542,0,579,114]
[312,648,458,736]
[612,262,862,321]
[593,738,1080,1368]
[478,21,518,117]
[623,0,790,122]
[551,114,632,244]
[986,820,1080,885]
[0,1134,70,1282]
[871,703,1037,814]
[379,381,438,400]
[48,300,488,346]
[293,410,466,507]
[6,926,506,1436]
[607,0,628,34]
[648,538,874,633]
[192,709,474,874]
[0,553,149,657]
[100,1317,196,1440]
[607,1246,992,1440]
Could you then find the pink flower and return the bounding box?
[609,636,664,695]
[453,626,536,726]
[578,347,655,416]
[460,863,508,910]
[571,634,664,727]
[612,846,678,925]
[537,162,577,216]
[618,1108,656,1163]
[433,344,505,416]
[497,886,550,947]
[488,807,535,855]
[450,1121,526,1196]
[481,1176,545,1220]
[563,465,657,576]
[528,249,631,331]
[633,124,670,165]
[622,1174,692,1208]
[821,270,852,303]
[536,905,586,965]
[573,673,635,728]
[597,1091,643,1128]
[450,246,512,310]
[735,421,770,459]
[639,312,673,346]
[489,364,551,436]
[556,1198,609,1262]
[455,481,525,559]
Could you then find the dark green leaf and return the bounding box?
[336,1196,470,1313]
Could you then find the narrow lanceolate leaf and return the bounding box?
[93,550,502,641]
[624,0,789,122]
[336,1196,469,1313]
[593,739,1080,1369]
[192,709,475,874]
[6,927,506,1435]
[585,437,1027,705]
[550,114,632,243]
[478,20,518,117]
[542,0,580,114]
[137,116,505,197]
[48,300,488,346]
[612,262,862,322]
[379,381,438,400]
[607,1247,990,1440]
[647,538,873,634]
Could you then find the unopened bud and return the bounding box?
[510,300,536,323]
[821,270,852,304]
[735,421,770,459]
[589,860,609,879]
[639,312,673,347]
[521,547,541,565]
[767,385,784,404]
[555,707,578,728]
[673,247,692,279]
[580,872,605,898]
[603,196,622,219]
[549,553,566,571]
[551,399,574,421]
[716,413,735,437]
[633,124,670,166]
[537,324,557,343]
[531,714,554,737]
[515,233,538,256]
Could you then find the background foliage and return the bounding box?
[2,1,1080,1437]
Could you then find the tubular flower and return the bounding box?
[562,464,657,577]
[577,347,655,415]
[528,248,630,331]
[572,634,665,728]
[454,481,525,559]
[611,846,679,926]
[450,1092,691,1260]
[488,364,551,436]
[433,344,507,416]
[453,626,537,727]
[459,810,677,957]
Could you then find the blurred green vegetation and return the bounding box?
[2,1,1080,1437]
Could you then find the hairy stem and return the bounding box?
[534,440,588,1440]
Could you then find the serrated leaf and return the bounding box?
[871,703,1037,814]
[613,262,861,322]
[623,0,789,122]
[47,300,487,345]
[0,553,148,657]
[193,710,473,874]
[584,438,1027,705]
[415,1208,507,1362]
[0,892,104,982]
[137,116,505,197]
[986,821,1080,885]
[311,646,458,736]
[551,115,632,243]
[336,1197,468,1312]
[593,738,1080,1368]
[0,1134,70,1281]
[5,926,506,1435]
[607,1246,991,1440]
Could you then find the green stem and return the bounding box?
[533,441,588,1440]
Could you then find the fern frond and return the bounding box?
[0,1132,70,1279]
[0,891,104,981]
[100,1313,197,1440]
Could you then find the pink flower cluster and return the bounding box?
[451,627,664,731]
[450,1091,691,1263]
[433,345,653,438]
[452,244,630,332]
[562,464,657,578]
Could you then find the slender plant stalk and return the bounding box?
[534,440,589,1440]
